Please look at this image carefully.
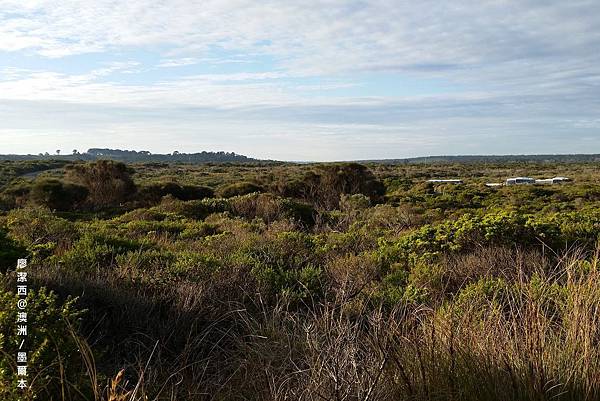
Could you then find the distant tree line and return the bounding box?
[365,154,600,164]
[0,148,263,163]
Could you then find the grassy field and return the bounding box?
[1,159,600,400]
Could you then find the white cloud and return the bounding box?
[1,1,597,71]
[0,1,598,159]
[158,58,199,67]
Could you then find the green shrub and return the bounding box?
[0,231,25,272]
[0,180,31,210]
[6,208,76,259]
[250,232,324,302]
[252,262,323,304]
[456,277,510,307]
[169,251,221,281]
[280,198,315,227]
[0,287,92,401]
[227,193,315,226]
[179,222,219,239]
[122,219,189,237]
[380,209,600,271]
[29,178,88,211]
[298,163,385,209]
[157,196,230,219]
[217,182,263,198]
[59,231,147,271]
[370,262,429,306]
[65,160,136,208]
[137,182,213,204]
[115,249,176,286]
[339,193,371,211]
[275,178,309,199]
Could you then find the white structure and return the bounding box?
[506,177,536,185]
[427,179,463,184]
[485,183,503,187]
[535,177,571,185]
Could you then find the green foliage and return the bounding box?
[5,208,76,260]
[0,287,91,401]
[29,178,88,211]
[380,209,600,270]
[250,231,324,302]
[280,198,315,226]
[228,193,315,226]
[0,160,68,190]
[295,163,385,209]
[0,180,32,211]
[339,193,371,211]
[455,277,510,307]
[58,230,148,272]
[0,231,25,272]
[137,182,213,204]
[156,196,230,219]
[217,181,263,198]
[370,261,429,306]
[169,251,221,281]
[115,249,177,286]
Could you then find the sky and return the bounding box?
[0,0,598,161]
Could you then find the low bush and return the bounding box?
[58,230,149,272]
[0,230,25,272]
[291,163,385,210]
[0,287,92,401]
[217,182,263,198]
[29,178,88,211]
[249,231,324,303]
[137,182,213,204]
[228,193,315,226]
[0,180,32,210]
[5,208,77,260]
[65,160,136,208]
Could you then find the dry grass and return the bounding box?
[58,247,599,401]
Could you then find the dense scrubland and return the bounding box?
[1,159,600,400]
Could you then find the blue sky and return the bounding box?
[0,0,598,161]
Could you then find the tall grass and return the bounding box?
[5,246,599,400]
[56,247,597,401]
[224,250,600,401]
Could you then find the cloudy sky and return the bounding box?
[0,0,598,160]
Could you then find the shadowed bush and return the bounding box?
[29,178,88,211]
[137,182,214,204]
[217,181,263,198]
[65,160,136,208]
[278,163,385,210]
[0,230,25,272]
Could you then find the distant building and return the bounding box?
[505,177,536,185]
[535,176,572,185]
[485,183,503,187]
[427,179,463,184]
